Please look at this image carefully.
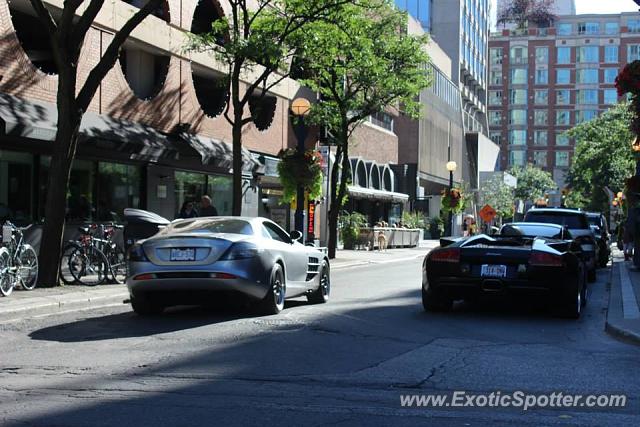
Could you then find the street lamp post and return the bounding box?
[445,160,457,236]
[291,98,311,238]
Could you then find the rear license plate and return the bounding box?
[481,264,507,278]
[170,248,196,261]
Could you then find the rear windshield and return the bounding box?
[166,219,254,235]
[525,212,588,229]
[586,216,599,226]
[501,224,563,238]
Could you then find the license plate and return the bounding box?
[481,264,507,278]
[170,248,196,261]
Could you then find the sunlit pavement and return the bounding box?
[1,258,638,426]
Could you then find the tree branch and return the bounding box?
[72,0,107,48]
[29,0,57,37]
[76,0,162,110]
[61,0,84,29]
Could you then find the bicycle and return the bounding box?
[0,221,39,297]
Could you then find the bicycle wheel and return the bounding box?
[0,247,14,297]
[106,244,127,284]
[17,244,38,290]
[59,242,82,285]
[69,246,109,286]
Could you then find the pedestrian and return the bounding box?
[199,195,218,217]
[624,224,634,261]
[178,200,198,219]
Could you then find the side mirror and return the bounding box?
[289,230,303,242]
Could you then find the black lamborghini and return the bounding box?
[421,223,587,319]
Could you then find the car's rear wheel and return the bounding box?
[257,264,286,315]
[422,286,452,312]
[559,279,582,319]
[307,261,330,304]
[131,296,164,316]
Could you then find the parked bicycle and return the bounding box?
[0,221,39,297]
[59,223,126,286]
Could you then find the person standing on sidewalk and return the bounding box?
[624,215,635,261]
[199,195,218,217]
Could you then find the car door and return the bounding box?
[261,221,308,287]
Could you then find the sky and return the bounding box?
[490,0,639,29]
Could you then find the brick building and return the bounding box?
[0,0,406,242]
[489,12,640,188]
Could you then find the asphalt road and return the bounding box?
[1,259,639,426]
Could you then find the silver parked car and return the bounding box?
[126,217,330,315]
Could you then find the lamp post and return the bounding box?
[291,98,311,238]
[445,160,457,236]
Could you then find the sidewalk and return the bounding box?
[0,240,441,323]
[606,248,640,345]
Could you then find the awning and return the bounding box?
[0,93,176,162]
[175,132,261,175]
[347,185,409,203]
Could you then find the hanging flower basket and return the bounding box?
[440,188,465,215]
[616,61,640,136]
[277,148,324,203]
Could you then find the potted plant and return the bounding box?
[339,211,367,250]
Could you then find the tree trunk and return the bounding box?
[231,118,243,216]
[38,110,82,287]
[327,124,350,259]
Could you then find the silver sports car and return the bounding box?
[126,217,330,315]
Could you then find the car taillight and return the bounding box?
[529,251,563,267]
[430,248,460,263]
[221,242,263,260]
[134,273,155,280]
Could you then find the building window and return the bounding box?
[175,171,233,217]
[533,151,548,166]
[575,110,598,124]
[534,130,548,146]
[628,19,640,33]
[489,110,503,125]
[556,69,571,84]
[557,47,571,64]
[535,47,548,63]
[604,89,618,105]
[534,89,548,105]
[509,130,527,145]
[510,68,527,84]
[490,47,503,65]
[557,23,572,35]
[534,110,548,125]
[576,89,598,104]
[509,109,527,125]
[576,69,598,84]
[490,131,503,144]
[578,22,599,35]
[0,150,35,223]
[556,133,570,146]
[556,151,569,167]
[604,68,618,84]
[577,46,599,63]
[556,89,570,104]
[490,70,503,85]
[510,46,528,64]
[628,44,640,61]
[604,45,619,63]
[535,68,548,84]
[489,90,503,105]
[605,22,619,35]
[509,150,526,166]
[509,89,527,104]
[370,111,394,131]
[556,110,570,125]
[97,162,141,222]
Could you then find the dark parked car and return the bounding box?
[421,223,587,318]
[585,212,611,267]
[127,217,330,315]
[523,208,598,282]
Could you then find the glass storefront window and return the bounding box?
[97,162,141,222]
[175,171,232,218]
[40,157,95,222]
[0,150,34,223]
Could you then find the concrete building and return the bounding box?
[488,11,640,188]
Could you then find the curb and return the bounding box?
[331,253,427,270]
[0,290,129,324]
[604,259,640,346]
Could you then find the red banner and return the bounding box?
[307,201,315,236]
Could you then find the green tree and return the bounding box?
[30,0,163,286]
[186,0,353,216]
[293,0,430,258]
[507,163,556,203]
[566,102,635,212]
[480,176,515,220]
